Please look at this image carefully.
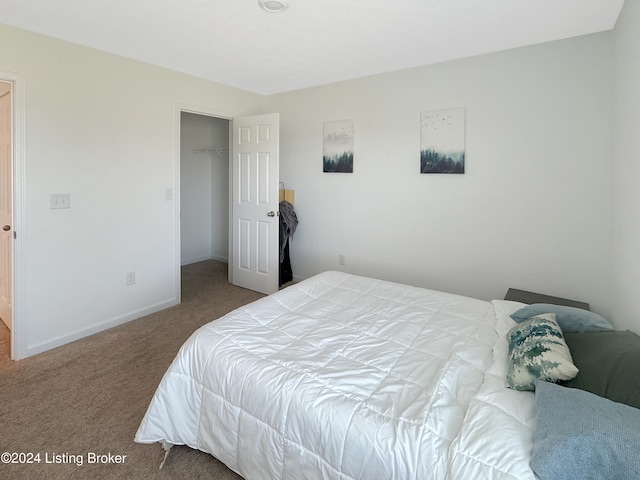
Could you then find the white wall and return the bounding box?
[268,33,615,320]
[209,117,230,262]
[0,24,264,358]
[3,6,638,359]
[612,0,640,332]
[180,113,229,265]
[181,112,213,264]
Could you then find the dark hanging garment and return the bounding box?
[280,241,292,287]
[279,200,298,287]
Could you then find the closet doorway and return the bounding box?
[180,112,230,268]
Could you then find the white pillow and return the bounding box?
[491,299,525,337]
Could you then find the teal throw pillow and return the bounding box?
[507,313,578,391]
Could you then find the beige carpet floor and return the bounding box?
[0,260,265,480]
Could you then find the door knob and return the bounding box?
[267,211,278,217]
[2,225,9,231]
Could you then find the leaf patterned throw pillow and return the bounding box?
[507,313,578,391]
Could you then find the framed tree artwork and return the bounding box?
[420,108,466,174]
[323,119,354,173]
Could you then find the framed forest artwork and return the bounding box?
[420,108,466,174]
[323,119,354,173]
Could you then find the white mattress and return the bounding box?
[135,271,536,480]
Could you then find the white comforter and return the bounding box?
[135,271,537,480]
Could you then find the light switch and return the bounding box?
[50,193,70,209]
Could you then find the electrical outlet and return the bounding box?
[338,254,346,266]
[125,272,136,286]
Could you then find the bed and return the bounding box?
[134,271,640,479]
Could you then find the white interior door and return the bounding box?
[230,113,279,295]
[0,81,12,330]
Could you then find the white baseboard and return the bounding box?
[181,255,212,266]
[24,298,179,359]
[291,273,308,284]
[181,254,228,266]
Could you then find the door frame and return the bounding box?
[0,70,26,360]
[174,103,235,300]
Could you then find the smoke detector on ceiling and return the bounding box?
[259,0,289,13]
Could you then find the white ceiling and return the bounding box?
[0,0,626,95]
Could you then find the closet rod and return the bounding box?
[193,147,228,157]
